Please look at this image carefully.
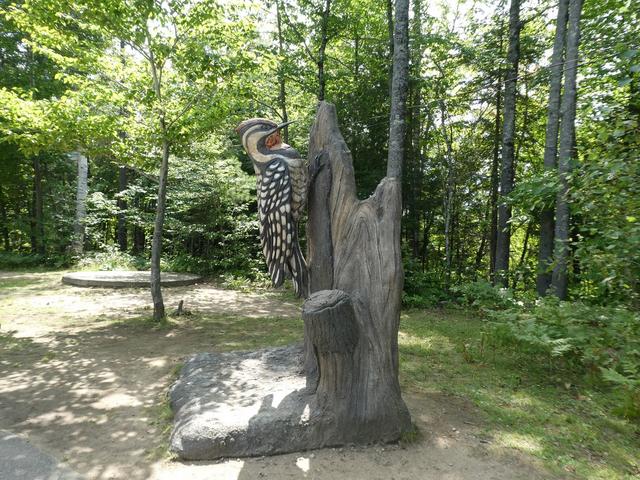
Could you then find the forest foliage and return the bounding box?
[0,0,639,413]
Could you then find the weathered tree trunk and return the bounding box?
[317,0,331,101]
[117,165,128,251]
[303,0,411,443]
[70,151,88,256]
[305,102,411,444]
[537,0,569,296]
[494,0,521,286]
[551,0,583,300]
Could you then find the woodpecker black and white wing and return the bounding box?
[258,159,298,291]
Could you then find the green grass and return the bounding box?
[0,277,46,290]
[399,309,640,479]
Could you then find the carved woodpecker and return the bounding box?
[236,118,309,297]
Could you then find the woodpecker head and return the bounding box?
[235,118,294,163]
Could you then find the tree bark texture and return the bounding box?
[387,0,409,179]
[494,0,521,286]
[305,102,411,444]
[70,151,88,256]
[536,0,569,296]
[117,165,128,251]
[552,0,583,300]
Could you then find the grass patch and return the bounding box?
[195,313,303,351]
[0,277,46,290]
[399,309,640,479]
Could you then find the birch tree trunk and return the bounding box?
[494,0,521,286]
[536,0,569,296]
[70,151,88,256]
[552,0,583,300]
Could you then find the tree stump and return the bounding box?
[303,101,411,443]
[168,102,411,459]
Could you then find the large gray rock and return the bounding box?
[169,344,337,460]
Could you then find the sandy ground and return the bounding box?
[0,271,554,480]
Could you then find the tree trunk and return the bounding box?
[276,0,290,143]
[0,187,9,251]
[494,0,521,286]
[70,151,88,256]
[151,136,169,321]
[513,220,533,290]
[386,0,394,98]
[149,50,168,322]
[551,0,583,300]
[317,0,332,101]
[303,0,411,443]
[31,156,45,255]
[440,102,455,285]
[536,0,569,296]
[305,102,411,445]
[117,165,128,251]
[489,21,503,279]
[409,0,423,257]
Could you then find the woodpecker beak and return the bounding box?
[267,120,295,136]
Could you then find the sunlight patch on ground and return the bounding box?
[296,456,310,473]
[91,392,143,410]
[495,432,543,454]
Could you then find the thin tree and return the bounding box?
[551,0,583,300]
[494,0,522,286]
[489,19,504,279]
[275,0,290,142]
[536,0,570,296]
[387,0,409,179]
[317,0,332,101]
[70,150,88,256]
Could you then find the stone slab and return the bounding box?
[0,430,85,480]
[169,344,330,460]
[61,270,202,288]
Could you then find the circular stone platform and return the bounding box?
[61,270,202,288]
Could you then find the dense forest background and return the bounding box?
[0,0,638,308]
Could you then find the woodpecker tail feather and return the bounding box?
[288,230,309,298]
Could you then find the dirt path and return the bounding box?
[0,271,554,480]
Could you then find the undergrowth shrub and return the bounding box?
[402,253,451,307]
[453,280,516,312]
[490,299,640,419]
[77,245,147,271]
[0,252,71,269]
